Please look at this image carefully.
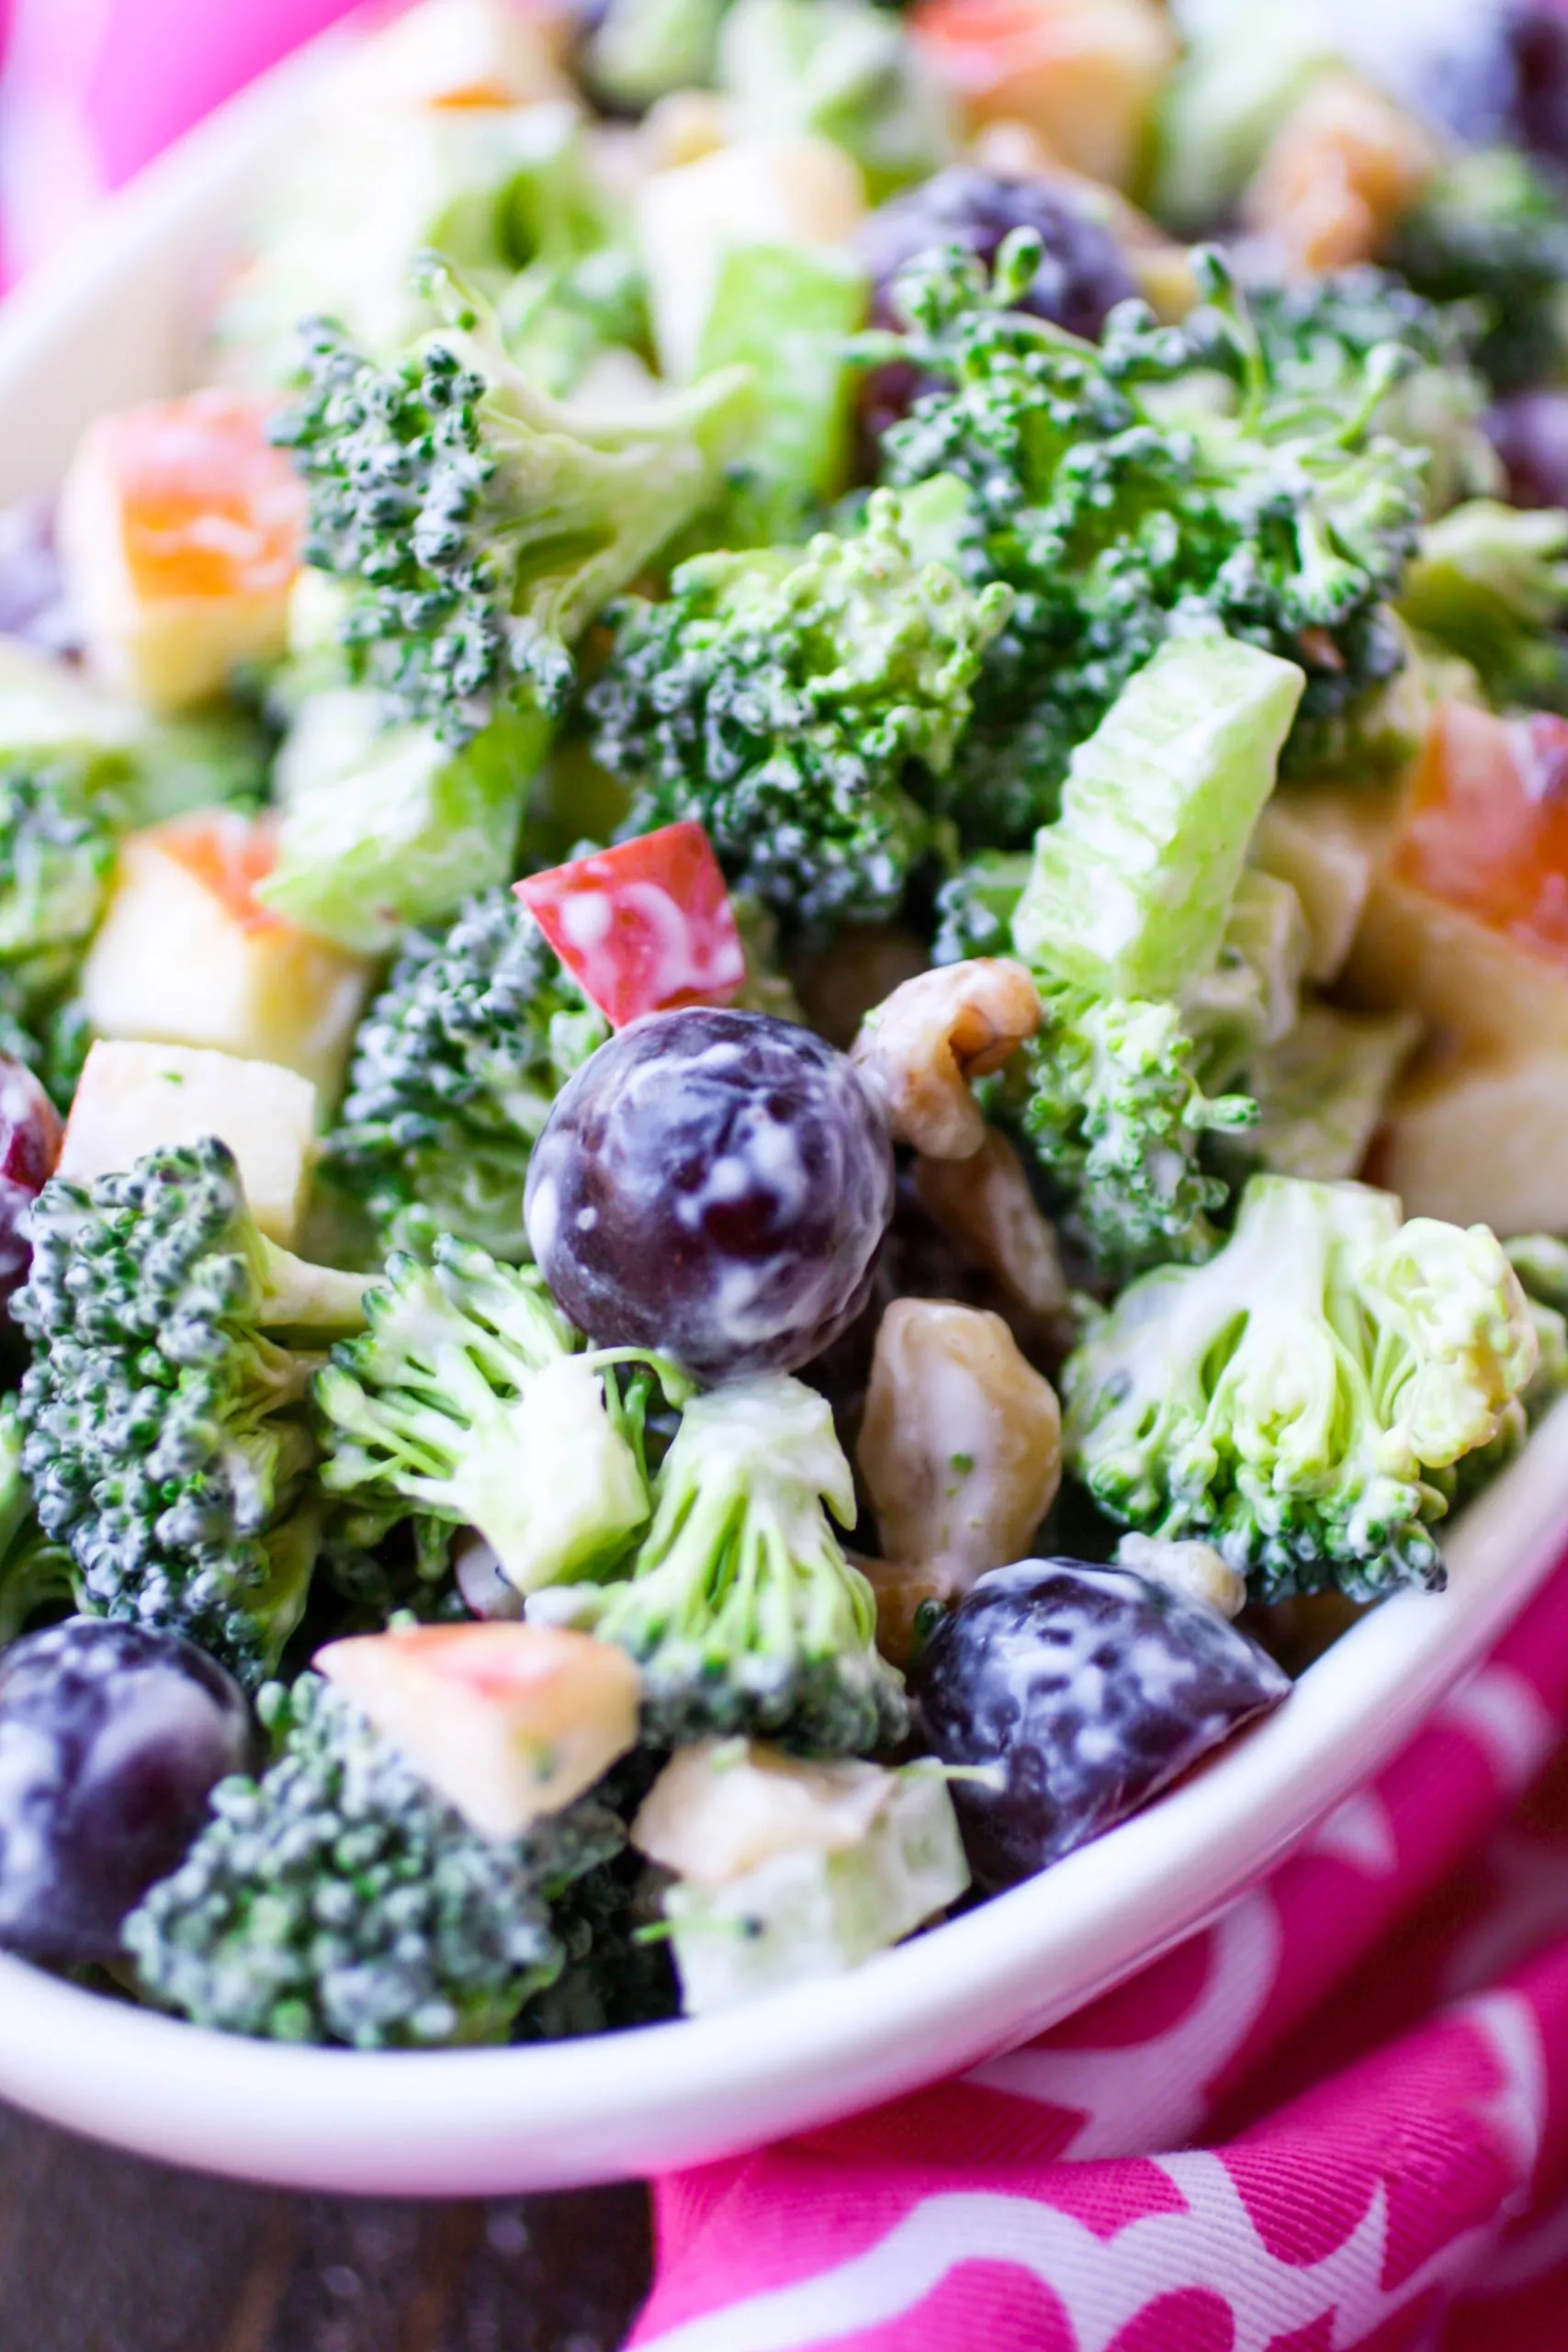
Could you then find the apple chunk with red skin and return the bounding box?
[316,1623,640,1840]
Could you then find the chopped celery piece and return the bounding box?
[697,242,868,543]
[1182,868,1312,1094]
[660,1763,968,2015]
[1245,1002,1418,1182]
[261,695,547,953]
[1011,635,1305,1001]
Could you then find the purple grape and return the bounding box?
[1504,5,1568,162]
[0,1619,254,1961]
[856,170,1137,441]
[0,502,80,661]
[525,1007,894,1383]
[0,1058,61,1313]
[910,1559,1290,1890]
[1485,390,1568,507]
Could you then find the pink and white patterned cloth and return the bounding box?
[12,4,1568,2346]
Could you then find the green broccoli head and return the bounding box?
[568,1373,908,1756]
[1063,1173,1540,1603]
[931,849,1032,967]
[1242,267,1499,517]
[871,235,1426,838]
[12,1142,369,1685]
[123,1670,623,2047]
[587,490,1011,932]
[0,1402,77,1649]
[1394,500,1568,713]
[324,890,609,1259]
[316,1235,680,1595]
[0,758,116,973]
[274,265,755,745]
[1009,984,1258,1281]
[1390,148,1568,394]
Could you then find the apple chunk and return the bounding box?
[1373,1047,1568,1235]
[60,1042,318,1245]
[1339,705,1568,1054]
[58,390,305,711]
[315,1623,642,1839]
[80,812,371,1096]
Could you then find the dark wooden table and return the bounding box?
[0,2100,651,2352]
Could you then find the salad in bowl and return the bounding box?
[0,0,1562,2068]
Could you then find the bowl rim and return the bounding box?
[0,21,1562,2198]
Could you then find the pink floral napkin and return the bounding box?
[10,5,1568,2346]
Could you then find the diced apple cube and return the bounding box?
[633,1741,893,1884]
[911,0,1175,190]
[58,390,305,711]
[1342,705,1568,1055]
[316,1623,642,1839]
[1372,1047,1568,1235]
[632,1742,969,2014]
[636,137,865,379]
[60,1042,318,1245]
[1250,783,1404,983]
[1344,870,1568,1056]
[80,813,371,1096]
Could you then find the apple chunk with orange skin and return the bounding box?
[80,810,372,1096]
[1342,701,1568,1054]
[316,1623,642,1839]
[58,389,304,711]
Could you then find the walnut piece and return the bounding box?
[913,1127,1069,1325]
[1244,73,1438,275]
[1115,1533,1247,1620]
[857,1297,1062,1586]
[852,958,1042,1159]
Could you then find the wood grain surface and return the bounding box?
[0,2099,651,2352]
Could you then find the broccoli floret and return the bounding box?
[1008,986,1258,1279]
[1063,1173,1540,1603]
[12,1142,369,1685]
[123,1671,622,2047]
[1394,500,1568,713]
[1390,149,1568,394]
[587,491,1010,932]
[996,636,1306,1276]
[1244,269,1499,518]
[0,1404,77,1648]
[275,267,754,745]
[324,891,608,1259]
[871,236,1426,840]
[0,760,116,973]
[315,1236,681,1596]
[565,1374,908,1755]
[931,849,1032,965]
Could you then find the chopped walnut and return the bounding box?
[852,1554,960,1669]
[857,1297,1062,1587]
[852,958,1042,1159]
[1115,1532,1247,1620]
[1244,73,1438,275]
[913,1128,1070,1329]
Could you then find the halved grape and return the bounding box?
[911,1558,1290,1889]
[0,1619,255,1961]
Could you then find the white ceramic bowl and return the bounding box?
[0,38,1564,2196]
